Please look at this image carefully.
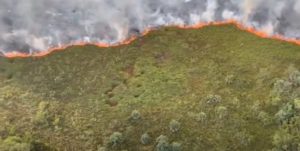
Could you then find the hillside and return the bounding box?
[0,25,299,151]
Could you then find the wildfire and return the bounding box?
[2,20,300,58]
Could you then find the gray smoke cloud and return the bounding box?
[0,0,300,55]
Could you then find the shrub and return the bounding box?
[288,70,300,87]
[34,101,51,126]
[171,142,182,151]
[215,106,228,119]
[275,103,295,124]
[272,130,294,151]
[294,98,300,110]
[225,74,235,85]
[195,112,207,123]
[235,131,253,146]
[130,110,141,121]
[156,135,170,151]
[271,79,292,97]
[169,120,181,133]
[0,136,31,151]
[257,111,272,126]
[156,141,170,151]
[108,132,124,147]
[140,133,151,145]
[206,95,222,105]
[156,135,168,143]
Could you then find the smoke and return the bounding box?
[0,0,300,55]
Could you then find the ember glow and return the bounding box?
[1,0,300,58]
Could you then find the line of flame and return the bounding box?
[2,20,300,58]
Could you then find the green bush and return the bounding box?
[272,130,295,151]
[140,133,151,145]
[215,106,228,119]
[206,95,222,105]
[130,110,141,121]
[34,101,51,126]
[156,135,170,151]
[0,136,31,151]
[288,70,300,86]
[275,103,295,124]
[171,142,182,151]
[108,132,124,147]
[169,120,181,133]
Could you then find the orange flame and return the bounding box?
[2,20,300,58]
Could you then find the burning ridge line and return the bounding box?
[2,20,300,59]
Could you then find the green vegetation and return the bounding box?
[0,136,31,151]
[0,25,299,150]
[140,133,151,145]
[108,132,124,148]
[169,120,181,133]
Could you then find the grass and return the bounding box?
[0,24,299,151]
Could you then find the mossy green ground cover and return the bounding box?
[0,25,299,151]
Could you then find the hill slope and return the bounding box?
[0,25,299,151]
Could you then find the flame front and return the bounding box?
[3,20,300,58]
[1,0,300,58]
